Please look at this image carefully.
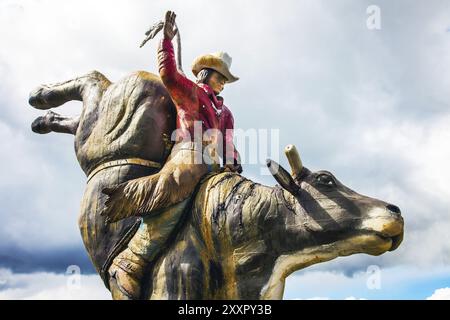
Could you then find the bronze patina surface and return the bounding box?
[28,12,404,300]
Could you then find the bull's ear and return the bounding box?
[266,159,300,195]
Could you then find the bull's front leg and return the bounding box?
[28,70,110,110]
[29,81,82,110]
[31,111,80,135]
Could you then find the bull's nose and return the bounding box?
[386,204,401,215]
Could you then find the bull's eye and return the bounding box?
[316,174,336,187]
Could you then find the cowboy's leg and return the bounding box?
[142,144,214,212]
[108,198,190,299]
[107,146,215,299]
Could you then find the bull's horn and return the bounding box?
[266,159,300,195]
[284,144,303,178]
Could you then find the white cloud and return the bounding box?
[0,119,84,249]
[0,268,110,300]
[285,270,369,300]
[351,115,450,267]
[285,266,450,300]
[427,288,450,300]
[292,296,368,300]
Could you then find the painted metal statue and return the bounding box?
[28,11,404,299]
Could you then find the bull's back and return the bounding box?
[75,71,176,176]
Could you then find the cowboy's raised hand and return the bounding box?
[163,10,178,40]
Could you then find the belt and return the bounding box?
[87,158,161,183]
[172,141,211,152]
[171,141,221,164]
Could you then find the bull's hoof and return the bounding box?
[29,86,50,109]
[31,111,56,134]
[29,86,44,107]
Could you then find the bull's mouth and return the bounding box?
[333,218,404,256]
[340,229,403,257]
[356,224,404,256]
[357,215,404,255]
[373,230,404,252]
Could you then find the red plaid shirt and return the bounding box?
[157,38,240,165]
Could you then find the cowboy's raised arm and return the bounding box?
[157,11,198,105]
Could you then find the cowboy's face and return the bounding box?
[208,71,227,95]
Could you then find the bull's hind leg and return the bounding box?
[31,111,80,135]
[28,70,111,110]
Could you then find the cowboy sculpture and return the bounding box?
[101,11,242,299]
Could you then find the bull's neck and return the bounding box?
[199,173,288,299]
[231,184,314,299]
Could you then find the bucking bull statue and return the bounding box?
[28,23,403,300]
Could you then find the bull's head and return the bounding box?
[262,145,404,298]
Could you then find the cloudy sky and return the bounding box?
[0,0,449,300]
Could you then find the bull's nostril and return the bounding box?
[386,204,401,214]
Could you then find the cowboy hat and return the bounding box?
[191,52,239,83]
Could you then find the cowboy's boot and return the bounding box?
[108,248,146,300]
